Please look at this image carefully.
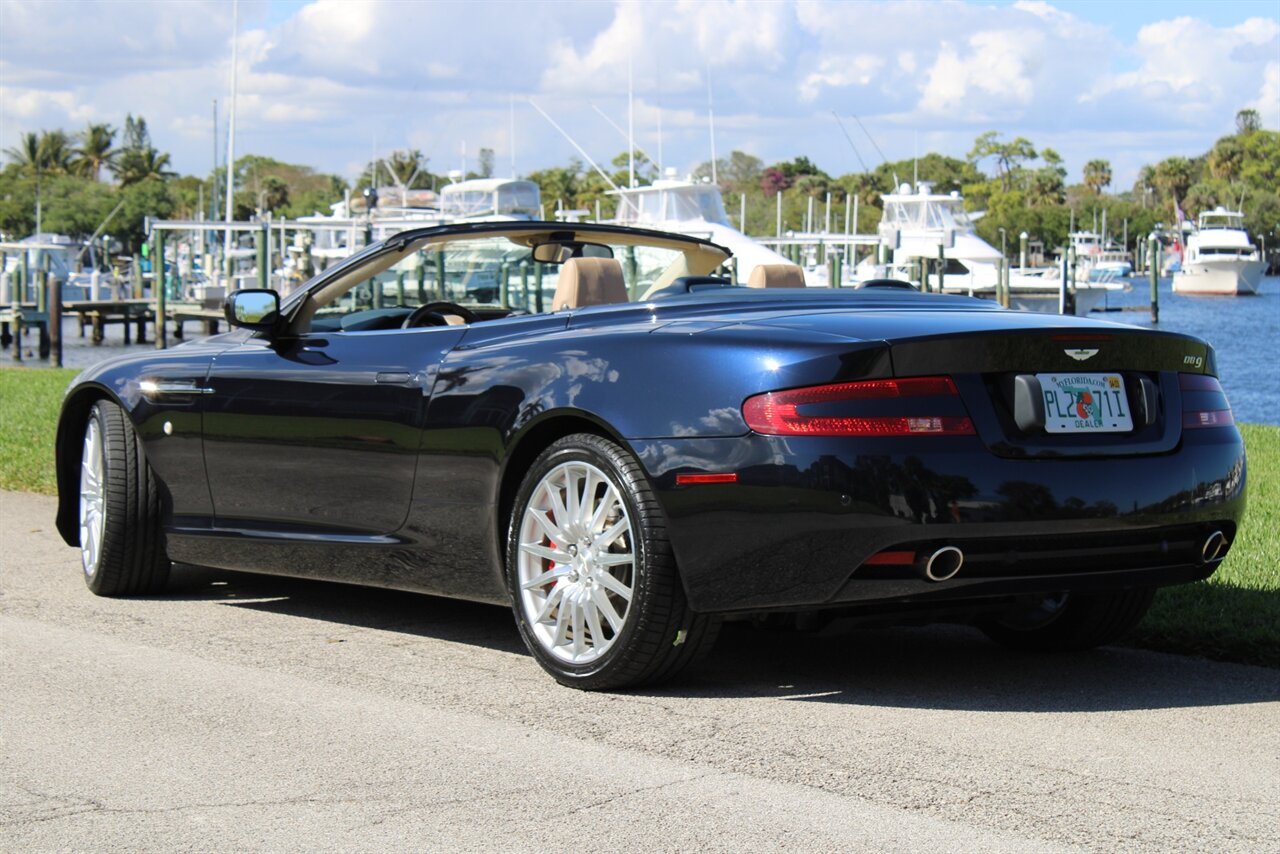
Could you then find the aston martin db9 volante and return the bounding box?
[55,222,1246,689]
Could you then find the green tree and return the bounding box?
[1236,108,1261,135]
[692,150,763,193]
[1082,159,1111,195]
[1208,137,1244,182]
[1153,156,1195,210]
[967,131,1036,192]
[111,115,173,186]
[73,123,117,181]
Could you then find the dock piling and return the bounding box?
[50,276,62,367]
[1148,233,1160,324]
[155,229,167,349]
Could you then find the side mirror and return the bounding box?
[224,289,280,332]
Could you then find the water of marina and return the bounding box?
[1091,275,1278,426]
[3,276,1276,425]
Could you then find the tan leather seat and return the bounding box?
[747,264,806,289]
[552,257,629,310]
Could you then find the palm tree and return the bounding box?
[113,147,174,186]
[1154,157,1194,213]
[4,130,72,174]
[38,130,74,173]
[4,131,42,171]
[1082,159,1112,195]
[74,123,117,181]
[1208,138,1243,182]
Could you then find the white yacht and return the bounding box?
[610,177,794,283]
[1067,231,1133,280]
[1172,207,1265,295]
[857,183,1125,315]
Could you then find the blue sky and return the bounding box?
[2,0,1277,195]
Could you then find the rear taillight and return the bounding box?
[742,376,975,437]
[1180,373,1235,429]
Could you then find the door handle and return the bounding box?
[375,372,412,385]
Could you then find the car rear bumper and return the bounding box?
[633,427,1246,613]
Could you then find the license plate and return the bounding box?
[1039,373,1133,433]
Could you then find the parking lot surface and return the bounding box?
[2,490,1277,851]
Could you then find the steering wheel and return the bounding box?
[401,301,481,329]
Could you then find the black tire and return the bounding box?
[505,433,719,690]
[79,400,170,596]
[980,587,1155,652]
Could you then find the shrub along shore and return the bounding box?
[2,366,1275,668]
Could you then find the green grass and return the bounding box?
[2,366,1277,666]
[1127,422,1280,668]
[0,367,78,494]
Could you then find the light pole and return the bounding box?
[1019,231,1028,272]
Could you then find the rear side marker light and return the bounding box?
[743,377,975,437]
[675,473,738,485]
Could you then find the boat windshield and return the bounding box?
[441,181,541,219]
[1200,212,1244,230]
[618,186,730,226]
[884,197,973,233]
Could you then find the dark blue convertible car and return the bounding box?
[55,222,1247,689]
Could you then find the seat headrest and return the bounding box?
[552,257,629,310]
[747,264,806,289]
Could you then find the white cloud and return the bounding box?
[917,30,1043,117]
[1250,62,1280,128]
[1083,16,1280,127]
[0,0,1275,192]
[800,55,886,102]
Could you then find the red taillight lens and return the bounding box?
[743,377,975,437]
[1179,374,1235,429]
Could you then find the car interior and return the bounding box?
[270,227,809,335]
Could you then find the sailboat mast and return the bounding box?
[706,64,717,185]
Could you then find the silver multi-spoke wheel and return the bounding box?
[79,415,106,577]
[507,434,720,689]
[516,460,634,664]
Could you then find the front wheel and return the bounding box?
[980,587,1155,652]
[506,434,718,690]
[79,400,170,596]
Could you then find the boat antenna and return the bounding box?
[656,52,664,173]
[852,114,889,163]
[527,98,639,216]
[706,63,718,185]
[591,105,659,172]
[628,52,635,188]
[222,0,239,278]
[831,112,869,173]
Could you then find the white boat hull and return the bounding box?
[1172,259,1265,295]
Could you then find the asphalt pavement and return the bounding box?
[2,490,1277,852]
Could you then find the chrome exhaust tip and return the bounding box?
[1201,530,1227,564]
[923,546,964,582]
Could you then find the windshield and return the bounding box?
[302,229,721,330]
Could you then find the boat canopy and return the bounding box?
[1198,207,1245,231]
[440,179,541,219]
[881,183,976,234]
[613,180,730,227]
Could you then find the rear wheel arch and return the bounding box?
[496,412,632,563]
[55,385,119,545]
